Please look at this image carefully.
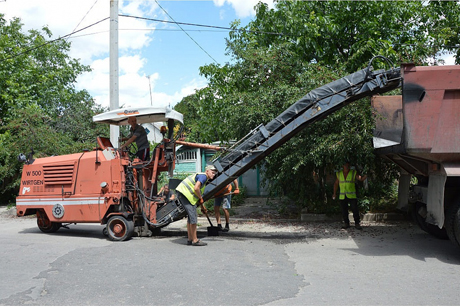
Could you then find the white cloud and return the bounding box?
[2,0,249,114]
[120,55,146,74]
[77,53,207,110]
[76,55,149,108]
[213,0,274,18]
[219,9,226,20]
[3,0,155,64]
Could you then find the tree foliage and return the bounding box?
[175,1,460,214]
[0,15,108,203]
[231,1,460,69]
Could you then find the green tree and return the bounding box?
[177,1,460,214]
[0,16,93,120]
[230,1,459,69]
[174,93,204,142]
[0,15,108,203]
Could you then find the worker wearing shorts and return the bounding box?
[176,165,217,246]
[214,179,239,232]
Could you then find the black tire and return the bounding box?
[411,202,448,239]
[106,215,134,241]
[37,210,61,233]
[445,199,460,248]
[411,202,429,233]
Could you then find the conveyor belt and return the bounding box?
[203,64,402,201]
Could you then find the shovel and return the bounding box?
[204,211,220,236]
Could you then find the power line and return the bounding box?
[119,14,286,37]
[154,0,219,64]
[0,17,110,63]
[67,28,231,39]
[2,12,459,64]
[68,0,100,40]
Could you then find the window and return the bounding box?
[177,150,197,162]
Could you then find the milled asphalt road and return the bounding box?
[1,207,460,306]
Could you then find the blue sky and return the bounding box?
[2,0,455,111]
[2,0,274,109]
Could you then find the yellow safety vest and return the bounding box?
[336,169,357,200]
[176,173,206,205]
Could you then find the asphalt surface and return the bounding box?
[1,206,460,305]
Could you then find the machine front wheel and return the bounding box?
[37,210,61,233]
[106,215,134,241]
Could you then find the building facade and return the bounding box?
[174,144,268,197]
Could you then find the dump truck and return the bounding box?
[372,64,460,248]
[15,56,460,248]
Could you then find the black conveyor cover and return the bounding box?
[217,69,370,169]
[203,65,401,200]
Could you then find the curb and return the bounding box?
[300,212,405,222]
[0,206,405,224]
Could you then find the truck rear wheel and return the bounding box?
[37,210,61,233]
[411,202,448,239]
[107,215,134,241]
[445,200,460,248]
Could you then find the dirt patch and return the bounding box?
[0,206,18,218]
[231,197,298,220]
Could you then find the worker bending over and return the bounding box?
[176,165,217,246]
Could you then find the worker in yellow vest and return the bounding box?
[333,161,367,230]
[176,164,217,246]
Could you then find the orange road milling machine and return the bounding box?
[16,107,187,241]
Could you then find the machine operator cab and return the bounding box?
[93,106,184,201]
[92,106,184,163]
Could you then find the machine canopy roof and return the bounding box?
[92,106,183,126]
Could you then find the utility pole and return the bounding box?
[110,0,119,147]
[147,75,153,105]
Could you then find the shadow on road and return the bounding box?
[15,218,460,263]
[19,224,107,240]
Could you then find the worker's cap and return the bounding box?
[205,165,217,172]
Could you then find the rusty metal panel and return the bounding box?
[431,90,460,153]
[372,95,403,148]
[402,64,460,162]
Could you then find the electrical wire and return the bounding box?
[119,14,287,37]
[2,11,457,64]
[65,28,233,40]
[118,14,460,49]
[0,17,109,63]
[154,0,219,64]
[67,0,100,41]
